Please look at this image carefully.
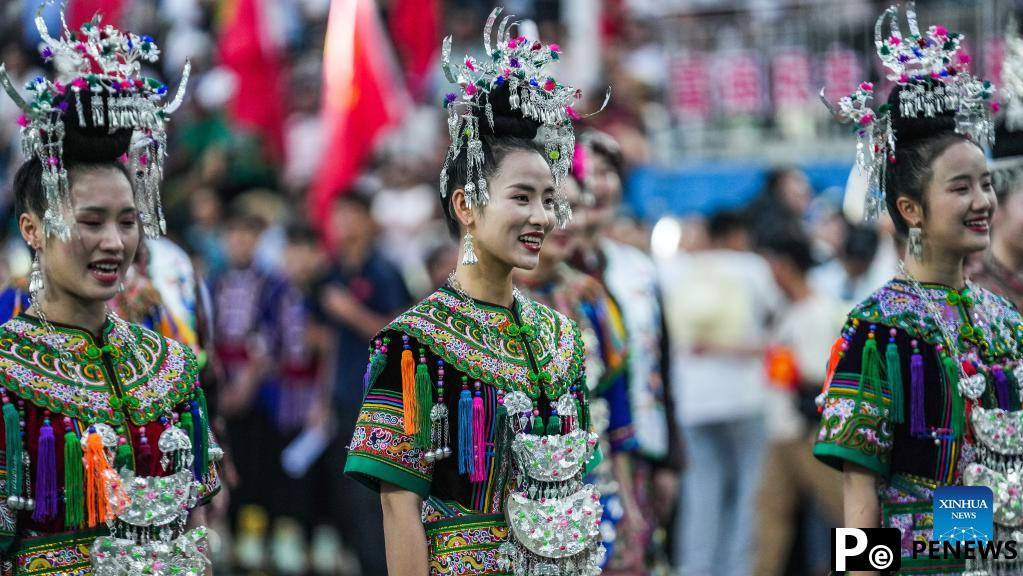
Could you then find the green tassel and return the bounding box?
[3,403,22,500]
[942,355,964,439]
[885,341,905,423]
[196,388,210,474]
[179,412,195,470]
[414,360,433,449]
[1006,368,1022,410]
[858,337,883,401]
[546,414,561,435]
[114,441,133,471]
[532,415,544,434]
[63,431,84,529]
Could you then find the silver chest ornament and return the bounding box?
[961,407,1023,576]
[89,423,214,576]
[497,391,605,576]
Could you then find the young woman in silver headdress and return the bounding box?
[0,10,219,575]
[815,7,1021,575]
[344,10,606,576]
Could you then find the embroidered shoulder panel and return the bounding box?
[0,317,197,425]
[387,288,584,399]
[849,280,1023,360]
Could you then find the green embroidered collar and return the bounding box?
[0,315,197,425]
[387,287,584,399]
[851,280,1023,362]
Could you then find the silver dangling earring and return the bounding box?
[461,232,478,266]
[118,281,126,294]
[28,252,43,305]
[908,227,924,261]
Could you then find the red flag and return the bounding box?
[68,0,124,28]
[218,0,286,159]
[388,0,439,100]
[310,0,409,232]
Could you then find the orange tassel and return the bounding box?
[401,347,418,435]
[83,430,113,527]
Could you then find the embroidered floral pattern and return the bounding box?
[388,289,584,400]
[817,391,893,468]
[348,393,433,481]
[0,316,197,425]
[425,515,510,575]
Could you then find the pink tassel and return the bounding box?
[470,383,486,483]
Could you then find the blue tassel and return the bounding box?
[191,400,204,480]
[457,382,473,476]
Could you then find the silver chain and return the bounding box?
[446,271,539,326]
[898,260,966,363]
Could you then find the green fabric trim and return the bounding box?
[344,452,431,499]
[813,442,889,477]
[423,513,506,534]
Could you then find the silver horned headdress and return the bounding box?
[438,8,605,227]
[0,1,189,240]
[820,2,996,221]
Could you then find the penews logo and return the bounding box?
[831,528,902,572]
[932,486,992,543]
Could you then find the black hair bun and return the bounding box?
[476,82,541,139]
[887,81,958,150]
[58,91,133,163]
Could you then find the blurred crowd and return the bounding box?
[0,0,918,575]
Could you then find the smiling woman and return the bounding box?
[0,10,220,576]
[814,7,1023,576]
[342,8,607,576]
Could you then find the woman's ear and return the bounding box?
[18,213,42,252]
[895,196,923,228]
[451,188,476,229]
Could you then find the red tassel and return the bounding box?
[138,428,153,476]
[819,335,847,413]
[470,383,486,483]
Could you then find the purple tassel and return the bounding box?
[994,365,1010,410]
[910,346,926,437]
[32,418,58,522]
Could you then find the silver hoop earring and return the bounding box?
[908,227,923,261]
[29,252,43,304]
[461,233,478,266]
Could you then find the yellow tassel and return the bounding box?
[83,430,113,527]
[401,348,418,435]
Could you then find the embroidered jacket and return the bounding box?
[813,279,1023,574]
[0,314,219,575]
[344,286,598,576]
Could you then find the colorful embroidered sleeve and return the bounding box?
[344,331,434,498]
[581,299,635,453]
[813,320,895,477]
